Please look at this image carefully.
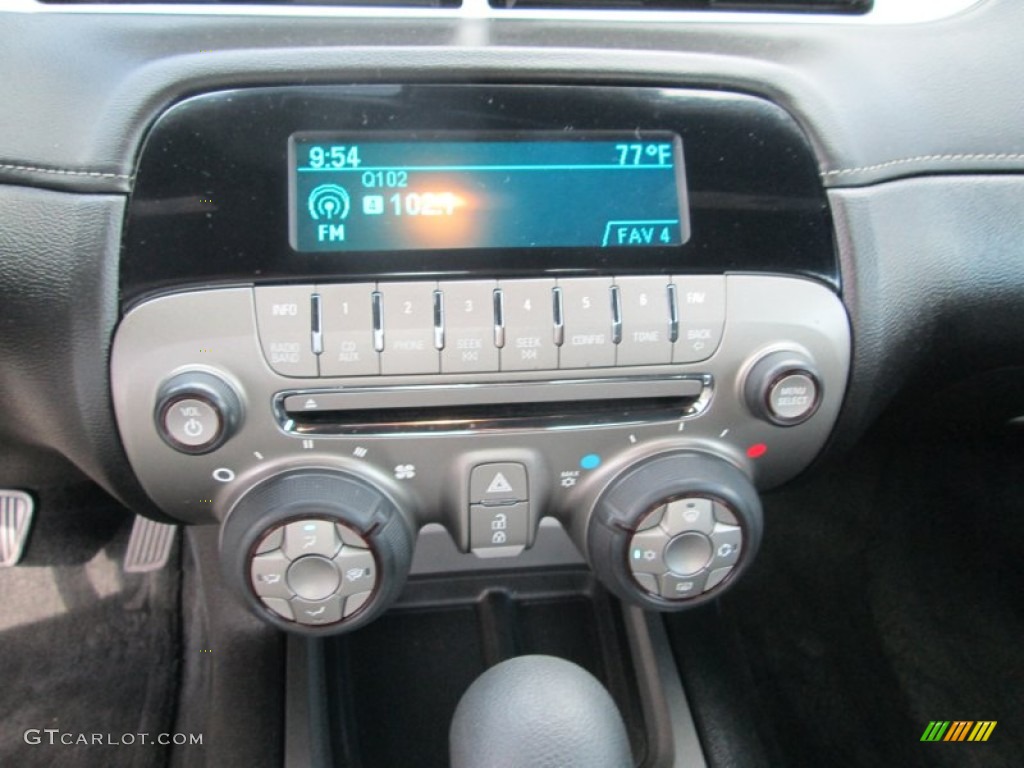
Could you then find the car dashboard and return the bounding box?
[0,1,1022,766]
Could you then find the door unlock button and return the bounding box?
[470,503,529,553]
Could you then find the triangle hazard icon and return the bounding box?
[486,472,514,494]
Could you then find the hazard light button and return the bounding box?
[469,463,529,505]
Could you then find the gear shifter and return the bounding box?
[450,655,632,768]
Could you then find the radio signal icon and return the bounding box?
[307,184,351,221]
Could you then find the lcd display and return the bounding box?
[289,134,689,253]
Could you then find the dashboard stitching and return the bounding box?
[822,153,1024,177]
[0,163,130,180]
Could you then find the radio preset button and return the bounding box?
[615,276,673,366]
[498,279,558,371]
[379,281,440,375]
[318,283,379,377]
[558,277,615,369]
[440,281,500,374]
[254,285,319,377]
[671,276,725,364]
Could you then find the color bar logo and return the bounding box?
[920,721,997,742]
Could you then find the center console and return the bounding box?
[111,85,848,637]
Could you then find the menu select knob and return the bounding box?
[744,350,822,426]
[155,371,242,454]
[586,451,762,611]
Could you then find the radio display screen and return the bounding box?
[289,134,689,253]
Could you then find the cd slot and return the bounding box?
[278,376,710,435]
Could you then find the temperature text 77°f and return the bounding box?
[615,143,673,166]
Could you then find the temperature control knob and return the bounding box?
[220,469,414,634]
[586,451,762,610]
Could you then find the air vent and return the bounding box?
[489,0,870,11]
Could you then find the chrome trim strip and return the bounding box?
[272,373,713,435]
[610,284,623,345]
[493,288,506,349]
[12,0,984,25]
[310,292,324,356]
[432,289,445,351]
[552,286,565,347]
[371,290,385,353]
[667,283,680,344]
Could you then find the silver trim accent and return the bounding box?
[11,0,983,26]
[310,293,323,356]
[371,290,385,352]
[124,515,178,573]
[274,374,712,435]
[552,286,565,347]
[610,284,623,345]
[667,283,680,343]
[433,289,445,351]
[0,490,34,568]
[493,288,505,349]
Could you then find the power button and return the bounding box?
[161,397,222,450]
[155,372,242,454]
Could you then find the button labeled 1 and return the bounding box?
[318,283,379,376]
[440,281,499,373]
[559,278,615,369]
[498,279,557,371]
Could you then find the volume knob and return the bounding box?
[154,371,242,454]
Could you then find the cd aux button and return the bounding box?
[254,285,319,377]
[317,283,379,377]
[498,279,558,371]
[440,280,500,374]
[558,277,616,369]
[379,281,441,375]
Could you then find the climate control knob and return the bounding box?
[586,452,762,610]
[220,469,414,634]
